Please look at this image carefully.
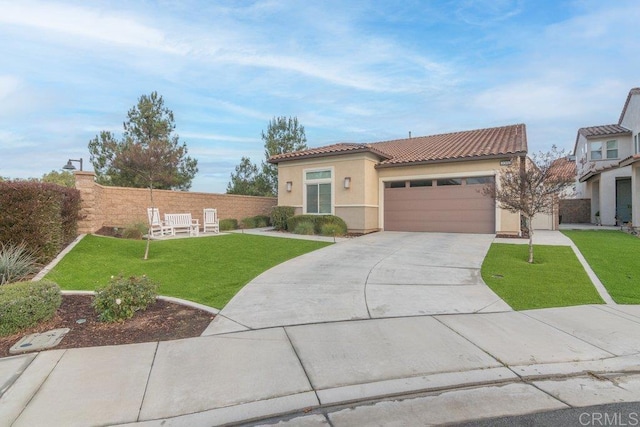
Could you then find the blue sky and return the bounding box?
[1,0,639,193]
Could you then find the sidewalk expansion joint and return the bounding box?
[136,342,160,423]
[282,327,321,407]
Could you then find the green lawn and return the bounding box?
[562,230,640,304]
[45,234,331,309]
[481,244,604,310]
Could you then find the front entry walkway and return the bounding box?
[207,232,511,333]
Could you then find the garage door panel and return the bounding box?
[384,182,495,233]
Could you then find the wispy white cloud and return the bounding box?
[0,1,179,52]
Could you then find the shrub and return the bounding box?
[241,215,271,229]
[271,206,296,230]
[286,215,348,235]
[220,218,238,231]
[121,222,147,240]
[0,242,39,285]
[316,215,347,236]
[320,223,346,237]
[293,221,315,235]
[0,280,62,336]
[92,275,158,323]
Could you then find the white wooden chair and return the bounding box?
[147,208,174,237]
[203,208,220,233]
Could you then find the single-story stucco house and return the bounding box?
[269,123,529,235]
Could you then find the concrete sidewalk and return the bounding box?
[2,305,640,426]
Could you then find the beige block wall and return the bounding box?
[75,172,277,234]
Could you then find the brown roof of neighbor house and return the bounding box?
[618,87,640,125]
[269,124,528,167]
[549,157,577,181]
[620,153,640,167]
[577,124,631,139]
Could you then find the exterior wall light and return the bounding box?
[286,181,292,192]
[344,177,351,189]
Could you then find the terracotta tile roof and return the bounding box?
[618,87,640,124]
[268,142,391,163]
[578,124,631,138]
[578,161,622,182]
[270,124,528,167]
[549,157,577,181]
[620,153,640,167]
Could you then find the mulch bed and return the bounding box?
[0,294,215,358]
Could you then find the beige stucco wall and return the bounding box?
[276,152,381,233]
[277,155,522,234]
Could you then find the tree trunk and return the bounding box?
[144,186,154,260]
[527,216,534,264]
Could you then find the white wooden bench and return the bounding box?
[165,213,199,236]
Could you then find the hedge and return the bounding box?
[0,181,81,264]
[240,215,271,229]
[220,218,238,231]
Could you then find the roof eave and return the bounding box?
[374,151,527,169]
[268,148,390,164]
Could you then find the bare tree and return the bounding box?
[483,146,574,263]
[113,139,185,260]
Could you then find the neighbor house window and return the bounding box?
[305,169,332,214]
[590,140,618,160]
[605,140,618,159]
[635,134,640,154]
[590,142,603,160]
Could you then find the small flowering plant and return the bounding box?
[92,275,158,322]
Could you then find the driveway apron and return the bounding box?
[211,232,511,331]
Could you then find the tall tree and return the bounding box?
[88,92,199,259]
[88,91,198,190]
[226,156,269,196]
[483,146,574,263]
[260,116,307,196]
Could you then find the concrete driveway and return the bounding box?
[208,232,511,333]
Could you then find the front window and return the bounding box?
[635,134,639,154]
[305,169,332,214]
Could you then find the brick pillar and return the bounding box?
[74,171,102,234]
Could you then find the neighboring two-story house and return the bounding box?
[574,88,640,227]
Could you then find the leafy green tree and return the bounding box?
[260,116,307,196]
[88,91,198,191]
[227,156,270,196]
[227,116,306,197]
[41,170,75,187]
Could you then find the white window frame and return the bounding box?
[590,141,603,160]
[605,140,618,159]
[303,167,334,215]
